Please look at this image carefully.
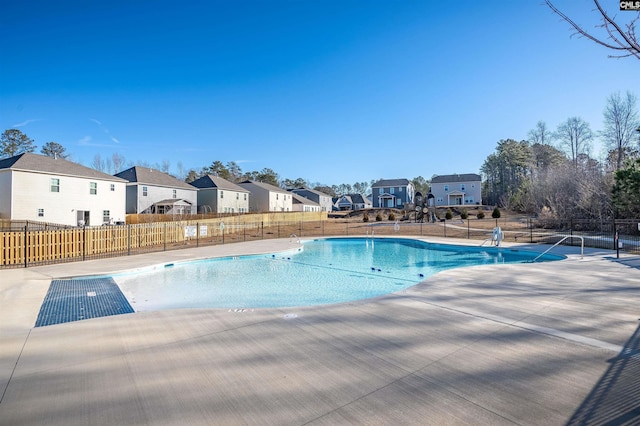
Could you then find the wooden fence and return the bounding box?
[1,212,638,268]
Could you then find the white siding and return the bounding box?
[9,171,126,226]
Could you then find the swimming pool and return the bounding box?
[112,238,564,310]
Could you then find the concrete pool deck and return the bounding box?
[1,237,639,425]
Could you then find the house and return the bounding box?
[189,174,250,214]
[291,192,321,212]
[371,178,415,208]
[237,180,293,212]
[334,193,372,211]
[0,153,126,226]
[115,166,198,215]
[290,187,333,212]
[430,173,482,207]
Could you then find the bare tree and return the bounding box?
[545,0,640,59]
[528,121,553,145]
[555,117,594,168]
[112,152,126,173]
[91,154,106,172]
[601,91,640,170]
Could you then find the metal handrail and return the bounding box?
[532,235,584,262]
[289,233,300,243]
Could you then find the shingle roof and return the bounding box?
[238,180,289,194]
[189,175,249,192]
[291,193,320,206]
[371,178,411,187]
[0,153,126,182]
[431,174,481,183]
[290,187,332,197]
[115,166,195,190]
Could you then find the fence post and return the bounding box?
[24,225,27,268]
[164,222,167,251]
[346,221,348,236]
[261,221,264,240]
[613,220,617,251]
[444,221,447,238]
[196,222,199,248]
[127,224,131,256]
[467,219,470,239]
[299,220,302,237]
[529,218,533,243]
[83,226,86,261]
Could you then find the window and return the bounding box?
[172,189,177,198]
[37,208,44,217]
[460,184,466,191]
[400,187,404,192]
[220,190,224,199]
[103,210,110,224]
[276,194,279,200]
[142,186,148,196]
[390,187,395,194]
[244,194,247,200]
[110,184,115,191]
[236,193,239,199]
[50,178,60,193]
[444,185,449,192]
[89,182,97,195]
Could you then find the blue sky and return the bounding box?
[1,1,638,186]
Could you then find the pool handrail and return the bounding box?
[531,235,584,262]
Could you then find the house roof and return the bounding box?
[153,199,193,206]
[291,193,320,206]
[339,193,371,205]
[115,166,195,190]
[189,175,249,192]
[0,153,126,182]
[371,178,411,187]
[238,180,289,194]
[290,187,331,197]
[431,173,481,183]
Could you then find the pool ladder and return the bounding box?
[290,233,300,243]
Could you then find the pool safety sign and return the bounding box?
[200,225,207,237]
[184,226,197,237]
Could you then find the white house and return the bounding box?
[0,153,126,226]
[291,192,321,212]
[189,174,250,214]
[238,180,293,212]
[430,173,482,207]
[115,166,198,215]
[290,188,333,212]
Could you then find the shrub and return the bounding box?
[388,212,395,221]
[445,208,453,220]
[376,212,383,221]
[363,212,369,222]
[477,209,485,219]
[492,206,501,219]
[460,208,468,220]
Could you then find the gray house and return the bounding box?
[430,173,482,206]
[238,180,293,212]
[290,188,333,212]
[334,193,372,211]
[189,175,250,214]
[115,166,198,215]
[371,179,415,208]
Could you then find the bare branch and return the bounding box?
[545,0,640,60]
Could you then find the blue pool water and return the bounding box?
[112,238,564,311]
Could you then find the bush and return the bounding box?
[376,213,383,221]
[388,212,395,221]
[477,209,485,219]
[363,212,369,222]
[492,206,501,219]
[460,208,468,220]
[445,208,453,220]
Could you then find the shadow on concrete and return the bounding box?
[566,321,640,425]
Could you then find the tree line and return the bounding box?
[482,91,640,219]
[2,91,638,216]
